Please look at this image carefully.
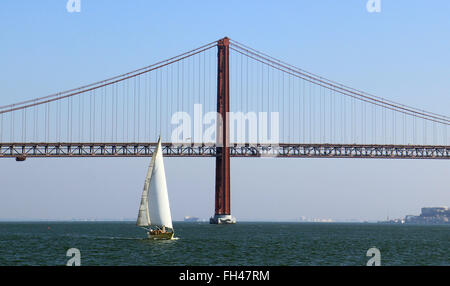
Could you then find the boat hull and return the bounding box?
[147,231,174,240]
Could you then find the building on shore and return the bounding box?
[404,207,449,224]
[381,207,449,224]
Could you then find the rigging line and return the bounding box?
[207,47,210,115]
[237,45,450,126]
[150,68,154,141]
[230,46,450,126]
[246,50,249,123]
[170,63,173,143]
[312,84,315,142]
[111,84,114,142]
[156,69,160,139]
[198,53,201,107]
[145,75,148,141]
[203,50,206,120]
[89,91,92,141]
[263,58,266,127]
[192,53,197,139]
[181,60,184,141]
[241,51,244,142]
[100,87,103,141]
[33,101,37,141]
[21,109,25,142]
[43,105,46,141]
[340,91,345,143]
[344,93,347,143]
[290,73,292,143]
[0,45,216,115]
[177,61,180,141]
[320,85,323,143]
[0,41,218,111]
[267,63,270,141]
[297,76,300,142]
[230,44,450,124]
[330,89,333,143]
[232,45,449,126]
[156,68,159,137]
[70,95,73,142]
[202,53,206,119]
[126,78,129,142]
[309,82,311,143]
[282,70,284,143]
[187,55,190,140]
[122,81,125,142]
[272,62,275,142]
[302,78,305,143]
[138,75,141,142]
[80,94,83,142]
[166,64,169,142]
[82,89,85,142]
[229,40,450,121]
[115,83,118,142]
[161,62,163,135]
[362,103,365,143]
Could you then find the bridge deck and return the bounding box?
[1,143,449,159]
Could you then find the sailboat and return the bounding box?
[137,137,174,240]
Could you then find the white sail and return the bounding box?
[136,137,173,229]
[148,138,173,229]
[136,147,154,227]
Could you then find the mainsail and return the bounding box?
[136,137,173,229]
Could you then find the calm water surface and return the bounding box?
[0,222,448,266]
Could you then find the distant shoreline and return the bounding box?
[1,220,448,225]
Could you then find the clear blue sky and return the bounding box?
[0,0,449,221]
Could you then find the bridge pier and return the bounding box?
[210,37,236,225]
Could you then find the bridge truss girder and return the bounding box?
[1,143,449,159]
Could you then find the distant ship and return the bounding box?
[184,216,200,222]
[136,137,174,240]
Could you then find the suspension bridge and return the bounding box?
[1,37,449,223]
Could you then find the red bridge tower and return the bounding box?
[210,37,236,224]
